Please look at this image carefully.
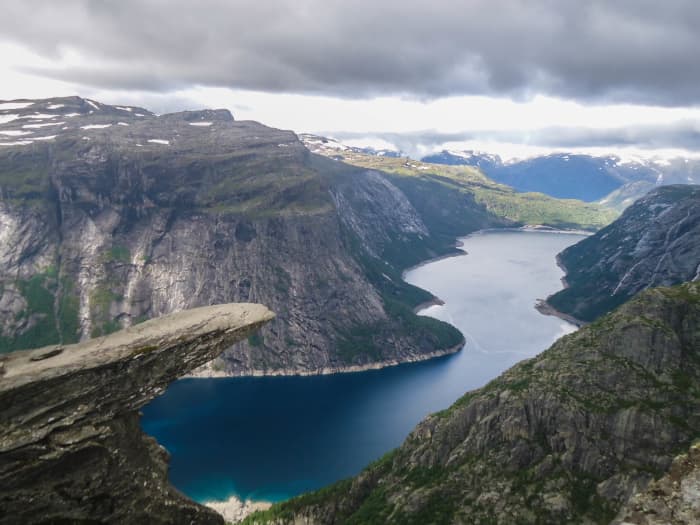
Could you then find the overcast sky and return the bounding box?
[2,0,700,159]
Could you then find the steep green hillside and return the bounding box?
[244,281,700,524]
[314,150,618,231]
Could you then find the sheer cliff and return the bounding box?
[243,282,700,524]
[0,96,470,374]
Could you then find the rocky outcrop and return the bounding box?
[0,302,274,524]
[614,441,700,525]
[0,96,464,375]
[244,282,700,524]
[547,185,700,322]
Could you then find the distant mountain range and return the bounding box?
[421,150,700,206]
[300,136,700,209]
[299,134,402,158]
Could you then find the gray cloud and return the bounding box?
[329,120,700,155]
[2,0,700,105]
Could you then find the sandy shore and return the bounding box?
[205,494,272,523]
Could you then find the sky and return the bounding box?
[2,0,700,160]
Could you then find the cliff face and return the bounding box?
[613,441,700,525]
[0,302,274,524]
[547,185,700,322]
[244,282,700,525]
[0,96,466,374]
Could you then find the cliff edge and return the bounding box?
[0,303,274,524]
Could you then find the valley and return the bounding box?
[0,97,698,525]
[141,229,583,515]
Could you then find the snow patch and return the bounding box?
[0,140,33,146]
[86,100,100,110]
[64,113,81,117]
[80,124,112,130]
[22,121,64,129]
[18,113,56,120]
[147,139,170,145]
[0,115,19,124]
[47,104,65,109]
[32,135,57,141]
[0,102,32,110]
[0,130,32,136]
[135,113,146,117]
[189,121,212,127]
[115,106,133,112]
[117,122,129,126]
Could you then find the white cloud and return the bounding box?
[3,42,700,160]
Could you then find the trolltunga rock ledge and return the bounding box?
[0,303,274,525]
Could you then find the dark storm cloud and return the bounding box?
[330,121,700,154]
[2,0,700,105]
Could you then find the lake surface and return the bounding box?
[141,229,585,504]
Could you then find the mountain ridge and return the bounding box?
[546,184,700,323]
[244,280,700,525]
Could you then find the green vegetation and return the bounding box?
[327,151,617,231]
[245,282,700,525]
[89,286,122,338]
[334,224,464,365]
[0,269,80,353]
[102,244,131,263]
[242,451,398,525]
[194,158,333,217]
[0,149,50,203]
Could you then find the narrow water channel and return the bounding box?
[141,229,585,504]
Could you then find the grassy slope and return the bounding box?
[324,151,618,231]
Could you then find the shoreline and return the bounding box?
[535,251,586,327]
[190,226,588,380]
[400,239,466,279]
[204,494,272,523]
[187,341,465,379]
[554,253,570,290]
[535,299,586,328]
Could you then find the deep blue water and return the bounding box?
[141,230,585,504]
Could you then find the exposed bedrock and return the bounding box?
[0,303,274,524]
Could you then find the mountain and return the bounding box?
[546,185,700,322]
[421,149,700,205]
[244,281,700,525]
[597,180,657,212]
[0,97,614,375]
[300,134,402,158]
[303,138,617,231]
[0,303,273,525]
[419,149,503,173]
[0,96,468,374]
[600,157,700,212]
